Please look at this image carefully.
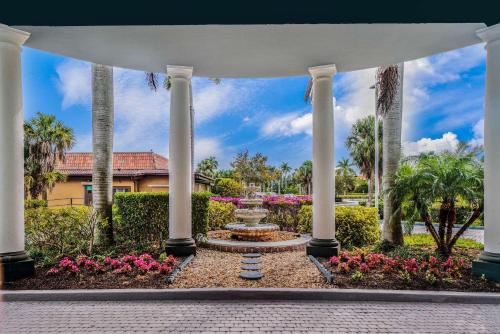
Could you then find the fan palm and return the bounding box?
[280,162,292,190]
[345,116,382,206]
[295,160,313,195]
[24,112,75,199]
[196,156,219,178]
[389,153,483,256]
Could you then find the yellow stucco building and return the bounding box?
[47,152,212,207]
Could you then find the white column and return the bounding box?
[478,24,500,256]
[309,64,337,241]
[0,25,29,255]
[166,65,195,251]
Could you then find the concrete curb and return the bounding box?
[2,288,499,304]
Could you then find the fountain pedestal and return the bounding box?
[225,183,279,241]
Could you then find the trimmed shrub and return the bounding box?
[25,199,48,209]
[208,200,235,230]
[213,178,244,197]
[114,192,211,250]
[298,205,380,248]
[263,198,309,231]
[25,206,98,264]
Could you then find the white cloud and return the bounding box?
[56,60,91,109]
[469,118,484,147]
[194,137,222,164]
[403,132,459,156]
[261,112,312,137]
[56,61,250,159]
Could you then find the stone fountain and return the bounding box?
[225,183,279,241]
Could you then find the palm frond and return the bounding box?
[304,79,313,102]
[146,72,159,91]
[376,65,400,115]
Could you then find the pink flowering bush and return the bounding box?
[328,251,466,285]
[47,253,176,277]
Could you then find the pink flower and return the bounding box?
[76,256,88,266]
[47,267,59,275]
[159,264,173,274]
[69,264,81,274]
[110,259,122,269]
[403,258,419,274]
[115,263,132,274]
[149,261,160,270]
[59,257,73,269]
[122,255,137,263]
[330,256,340,266]
[104,256,112,265]
[139,253,153,262]
[359,263,369,273]
[339,262,350,273]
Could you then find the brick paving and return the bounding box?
[1,300,499,333]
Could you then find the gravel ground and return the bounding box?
[170,248,329,288]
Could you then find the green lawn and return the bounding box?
[404,233,483,250]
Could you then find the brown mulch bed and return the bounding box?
[3,249,327,290]
[318,248,500,292]
[208,230,300,242]
[3,248,499,291]
[3,256,186,290]
[170,249,328,288]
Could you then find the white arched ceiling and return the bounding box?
[17,23,485,77]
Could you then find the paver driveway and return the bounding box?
[1,300,499,333]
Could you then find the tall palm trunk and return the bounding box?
[367,173,374,207]
[92,64,114,245]
[382,63,404,245]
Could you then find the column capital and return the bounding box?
[166,65,193,80]
[477,23,500,44]
[308,64,337,79]
[0,24,29,46]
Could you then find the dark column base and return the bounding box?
[306,238,340,258]
[0,251,35,282]
[165,238,197,257]
[472,251,500,282]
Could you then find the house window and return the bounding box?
[83,185,131,206]
[113,186,131,194]
[84,185,93,206]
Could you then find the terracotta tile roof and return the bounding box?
[56,152,169,176]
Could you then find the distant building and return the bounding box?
[47,152,212,207]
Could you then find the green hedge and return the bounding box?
[298,205,380,248]
[263,201,307,231]
[213,178,244,197]
[114,192,211,250]
[208,201,235,230]
[25,199,48,209]
[25,206,97,264]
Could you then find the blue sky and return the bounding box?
[22,43,486,170]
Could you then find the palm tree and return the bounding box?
[196,156,219,178]
[345,116,382,206]
[295,160,313,195]
[377,63,404,245]
[24,112,75,199]
[336,158,355,177]
[389,153,483,256]
[280,162,292,191]
[92,63,114,245]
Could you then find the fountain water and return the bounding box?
[225,183,279,241]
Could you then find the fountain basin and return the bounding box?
[234,208,268,226]
[225,223,279,241]
[239,198,264,206]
